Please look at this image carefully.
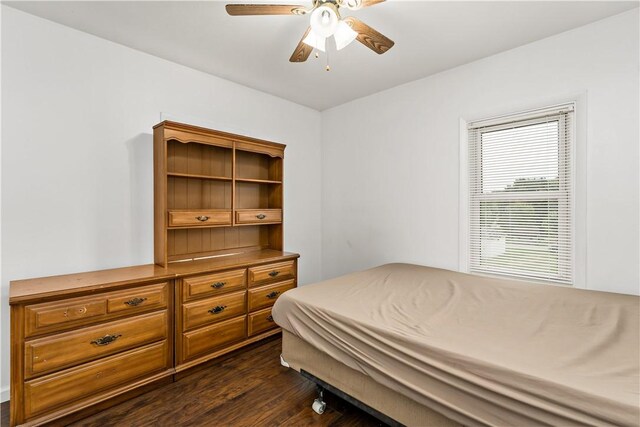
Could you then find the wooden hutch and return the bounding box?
[9,121,299,426]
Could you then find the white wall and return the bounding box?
[321,9,639,295]
[0,6,322,401]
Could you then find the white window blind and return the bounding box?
[468,104,574,285]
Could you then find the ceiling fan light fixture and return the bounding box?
[302,30,326,52]
[225,1,395,63]
[334,20,358,50]
[310,4,339,38]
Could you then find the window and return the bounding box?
[468,104,574,285]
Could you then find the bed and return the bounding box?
[272,263,640,427]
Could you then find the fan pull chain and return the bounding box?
[313,49,330,71]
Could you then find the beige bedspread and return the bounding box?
[272,263,640,426]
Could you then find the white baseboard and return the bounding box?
[1,386,9,403]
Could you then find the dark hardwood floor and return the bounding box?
[0,401,7,427]
[1,335,383,427]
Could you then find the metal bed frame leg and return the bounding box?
[312,385,327,415]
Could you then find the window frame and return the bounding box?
[459,102,579,286]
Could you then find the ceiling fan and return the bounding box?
[226,0,394,63]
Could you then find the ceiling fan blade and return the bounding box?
[360,0,386,7]
[290,27,314,62]
[225,4,307,15]
[344,17,394,54]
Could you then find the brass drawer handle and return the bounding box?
[266,315,274,322]
[196,215,210,222]
[268,271,279,277]
[256,214,266,220]
[211,281,226,289]
[208,305,227,314]
[124,297,147,306]
[91,334,122,346]
[266,291,280,299]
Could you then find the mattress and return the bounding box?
[272,263,640,427]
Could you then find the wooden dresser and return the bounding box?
[172,255,297,371]
[9,122,299,426]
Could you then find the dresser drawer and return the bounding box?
[182,316,245,362]
[25,311,168,379]
[248,280,295,312]
[182,291,246,331]
[24,282,169,337]
[24,340,169,419]
[107,283,168,314]
[183,269,246,301]
[169,210,232,227]
[248,260,295,286]
[235,209,282,225]
[25,297,106,338]
[248,307,277,337]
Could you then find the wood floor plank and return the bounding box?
[0,400,8,427]
[63,335,382,427]
[188,367,308,425]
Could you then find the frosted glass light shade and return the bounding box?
[334,20,358,50]
[310,5,339,38]
[302,30,326,52]
[344,0,363,10]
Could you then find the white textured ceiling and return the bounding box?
[5,1,638,110]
